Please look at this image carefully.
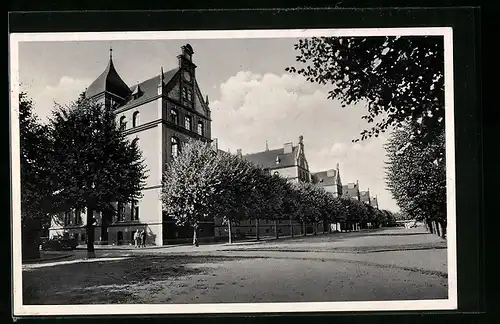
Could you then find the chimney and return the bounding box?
[265,140,269,151]
[236,149,242,158]
[283,142,293,154]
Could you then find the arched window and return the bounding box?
[170,109,179,124]
[197,121,204,136]
[119,116,127,130]
[132,111,140,128]
[171,137,179,158]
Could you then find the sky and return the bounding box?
[18,37,399,212]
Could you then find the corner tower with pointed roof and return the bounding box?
[85,48,132,108]
[52,44,213,247]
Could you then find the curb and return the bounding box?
[23,253,73,264]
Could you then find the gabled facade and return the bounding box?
[360,190,371,205]
[241,135,310,183]
[311,164,343,198]
[342,181,361,201]
[49,44,213,246]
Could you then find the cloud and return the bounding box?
[30,76,92,123]
[211,71,399,212]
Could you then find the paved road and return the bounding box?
[22,225,448,304]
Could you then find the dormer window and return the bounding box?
[131,85,142,100]
[275,156,281,164]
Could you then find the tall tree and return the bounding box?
[215,151,260,243]
[49,98,147,257]
[19,92,55,259]
[162,139,223,246]
[385,123,446,237]
[286,36,444,142]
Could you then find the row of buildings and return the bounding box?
[48,44,379,246]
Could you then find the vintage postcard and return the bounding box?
[10,27,457,316]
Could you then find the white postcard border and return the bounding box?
[10,27,457,316]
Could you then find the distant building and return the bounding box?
[311,164,343,198]
[360,190,371,205]
[342,181,361,200]
[240,136,311,183]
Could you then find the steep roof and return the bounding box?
[85,55,132,100]
[311,169,339,186]
[119,68,179,110]
[243,146,298,170]
[342,183,359,198]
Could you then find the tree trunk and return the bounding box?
[302,221,307,236]
[313,222,317,235]
[228,220,232,244]
[274,219,279,239]
[22,217,41,261]
[193,225,199,247]
[439,221,447,239]
[323,221,326,234]
[425,219,432,233]
[86,206,96,259]
[290,218,294,237]
[255,218,260,241]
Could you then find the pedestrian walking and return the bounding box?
[141,229,146,247]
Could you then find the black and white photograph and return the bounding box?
[10,27,457,315]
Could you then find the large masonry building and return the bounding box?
[49,44,212,246]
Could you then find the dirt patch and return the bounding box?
[22,255,245,305]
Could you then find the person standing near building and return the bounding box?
[141,229,146,247]
[133,231,139,248]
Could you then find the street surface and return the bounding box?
[22,225,448,304]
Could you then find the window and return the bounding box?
[117,202,124,222]
[170,109,179,124]
[64,211,70,226]
[75,209,81,225]
[119,116,127,130]
[187,88,193,101]
[182,87,187,100]
[132,111,140,128]
[171,137,179,158]
[184,116,192,130]
[197,121,204,136]
[131,201,139,221]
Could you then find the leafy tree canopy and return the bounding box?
[286,36,444,142]
[49,98,147,213]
